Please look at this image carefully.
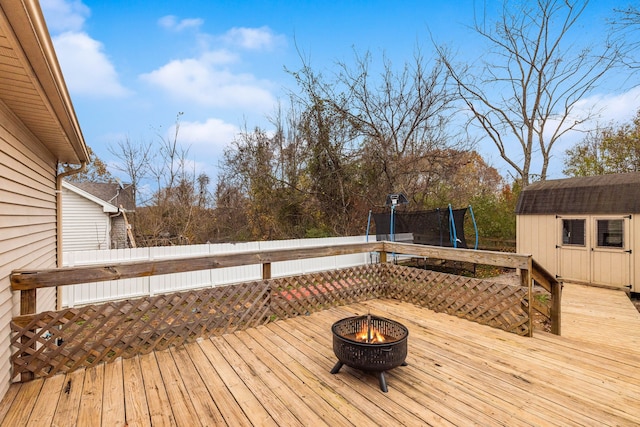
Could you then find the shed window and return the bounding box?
[597,219,624,248]
[562,219,585,246]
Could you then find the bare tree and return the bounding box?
[125,112,220,245]
[149,112,189,205]
[108,136,154,204]
[290,47,462,210]
[437,0,620,186]
[611,3,640,70]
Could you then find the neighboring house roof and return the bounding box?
[71,181,136,211]
[62,181,118,213]
[516,172,640,215]
[0,0,88,164]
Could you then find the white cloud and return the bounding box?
[222,26,286,51]
[41,0,129,98]
[575,86,640,125]
[140,52,275,110]
[542,86,640,178]
[53,32,129,97]
[550,86,640,149]
[40,0,90,32]
[158,15,204,32]
[177,118,240,148]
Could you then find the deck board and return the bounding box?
[49,368,84,427]
[121,356,151,427]
[1,284,639,426]
[199,339,278,427]
[222,333,330,427]
[183,341,252,426]
[101,358,125,426]
[0,379,42,427]
[233,330,351,426]
[25,373,65,426]
[77,363,103,426]
[153,350,200,427]
[169,345,228,426]
[139,352,175,426]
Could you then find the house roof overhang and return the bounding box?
[0,0,89,165]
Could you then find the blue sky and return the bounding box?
[41,0,639,183]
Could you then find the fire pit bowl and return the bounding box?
[330,315,408,392]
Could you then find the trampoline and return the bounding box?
[368,205,478,250]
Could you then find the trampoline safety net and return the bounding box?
[372,207,468,249]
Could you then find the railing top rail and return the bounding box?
[383,242,531,270]
[11,241,532,291]
[531,258,561,293]
[11,242,382,290]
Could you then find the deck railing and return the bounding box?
[10,241,561,381]
[61,236,371,307]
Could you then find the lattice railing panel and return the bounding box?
[269,264,385,320]
[11,263,529,380]
[10,281,271,379]
[383,264,529,335]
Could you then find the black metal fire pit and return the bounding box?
[330,314,408,392]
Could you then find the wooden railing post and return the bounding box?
[20,289,36,316]
[551,281,562,335]
[263,262,273,321]
[379,251,387,264]
[530,259,562,336]
[262,262,271,280]
[521,258,533,337]
[20,289,36,382]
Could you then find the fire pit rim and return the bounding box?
[330,314,409,345]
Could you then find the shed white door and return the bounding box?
[558,218,590,282]
[590,217,631,288]
[558,216,632,288]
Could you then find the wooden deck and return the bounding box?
[561,283,640,353]
[0,287,639,426]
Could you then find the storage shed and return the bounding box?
[516,172,640,292]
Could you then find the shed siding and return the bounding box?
[517,214,558,277]
[519,212,639,291]
[0,102,58,395]
[62,187,111,251]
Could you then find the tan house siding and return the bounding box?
[0,0,90,402]
[0,101,58,395]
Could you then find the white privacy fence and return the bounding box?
[61,236,374,307]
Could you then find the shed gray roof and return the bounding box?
[515,172,640,215]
